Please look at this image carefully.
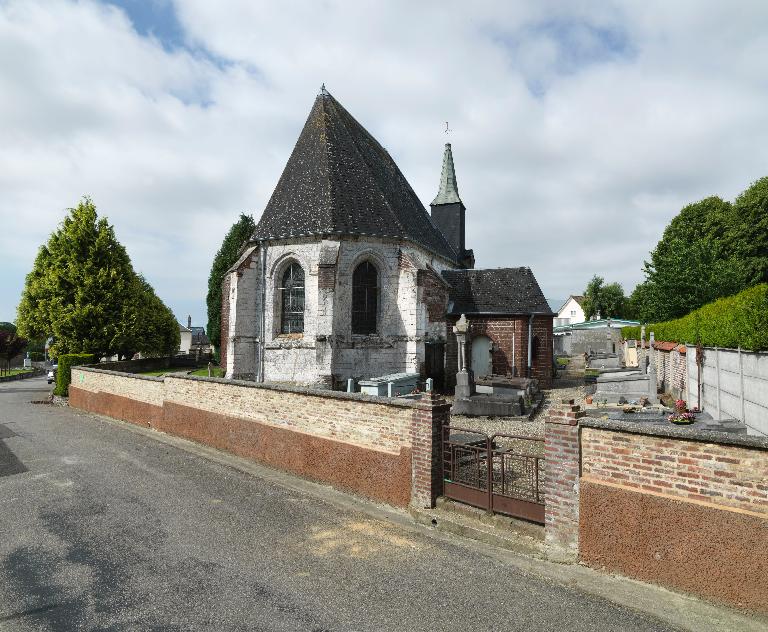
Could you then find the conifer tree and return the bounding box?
[206,213,256,358]
[17,197,179,359]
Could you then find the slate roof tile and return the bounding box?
[442,268,553,315]
[253,90,458,262]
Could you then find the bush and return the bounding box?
[55,353,95,396]
[29,352,45,361]
[621,284,768,350]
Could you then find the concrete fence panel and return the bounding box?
[686,346,768,436]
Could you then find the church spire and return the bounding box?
[431,142,462,206]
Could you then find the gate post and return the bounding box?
[545,399,585,561]
[410,392,451,509]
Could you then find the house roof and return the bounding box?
[442,268,553,316]
[190,327,210,346]
[431,143,462,206]
[252,88,458,262]
[553,318,641,333]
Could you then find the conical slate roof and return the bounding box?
[253,89,458,262]
[431,143,462,206]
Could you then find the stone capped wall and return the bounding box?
[70,367,448,508]
[577,420,768,612]
[581,426,768,513]
[163,375,413,454]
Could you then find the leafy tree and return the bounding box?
[17,197,179,360]
[638,195,753,322]
[582,275,626,319]
[206,213,256,358]
[641,237,746,322]
[0,330,27,375]
[625,282,652,322]
[726,176,768,285]
[114,275,180,359]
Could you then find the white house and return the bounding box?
[179,323,192,354]
[555,295,586,327]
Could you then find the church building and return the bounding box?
[222,88,553,389]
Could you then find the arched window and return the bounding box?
[352,261,378,335]
[280,262,305,334]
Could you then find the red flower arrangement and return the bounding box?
[668,399,696,424]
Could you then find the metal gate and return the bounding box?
[441,425,545,524]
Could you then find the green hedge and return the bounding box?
[621,284,768,350]
[54,353,95,396]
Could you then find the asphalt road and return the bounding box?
[0,377,732,630]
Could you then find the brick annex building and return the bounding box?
[222,88,553,389]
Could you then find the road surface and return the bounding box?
[0,377,754,631]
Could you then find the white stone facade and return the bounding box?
[225,235,456,386]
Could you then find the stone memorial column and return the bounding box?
[453,314,473,399]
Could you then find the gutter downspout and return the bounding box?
[527,314,534,378]
[259,241,267,383]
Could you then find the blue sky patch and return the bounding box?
[490,16,637,97]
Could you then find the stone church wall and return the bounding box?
[225,248,261,380]
[225,236,455,386]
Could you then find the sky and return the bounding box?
[2,0,768,326]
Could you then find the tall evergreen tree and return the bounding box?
[17,197,179,359]
[206,213,256,358]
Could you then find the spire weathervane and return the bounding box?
[320,83,329,96]
[445,121,452,135]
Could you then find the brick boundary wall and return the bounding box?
[544,399,584,559]
[577,419,768,613]
[69,367,447,509]
[410,391,451,508]
[543,404,768,611]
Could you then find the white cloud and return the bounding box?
[2,0,768,326]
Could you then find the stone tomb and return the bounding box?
[358,372,420,397]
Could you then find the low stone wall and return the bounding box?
[0,369,44,383]
[545,402,768,613]
[69,367,448,509]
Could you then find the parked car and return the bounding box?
[47,364,58,385]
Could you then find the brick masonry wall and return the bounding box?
[531,315,553,388]
[579,423,768,612]
[163,375,413,454]
[445,315,552,388]
[70,367,448,508]
[410,392,450,508]
[71,369,164,406]
[581,427,768,514]
[544,400,585,559]
[649,344,688,399]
